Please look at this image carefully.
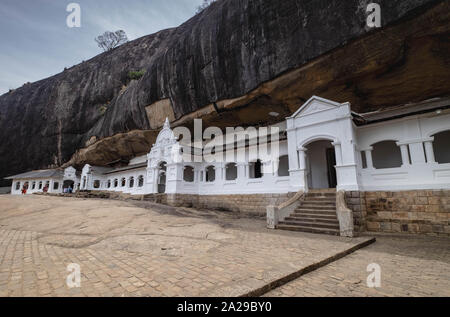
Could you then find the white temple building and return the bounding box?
[6,96,450,236]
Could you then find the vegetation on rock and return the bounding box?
[128,70,146,81]
[95,30,128,52]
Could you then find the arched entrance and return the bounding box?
[63,180,74,191]
[157,162,167,194]
[305,140,337,189]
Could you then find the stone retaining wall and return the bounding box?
[38,189,449,236]
[345,191,367,233]
[347,190,450,236]
[161,193,295,218]
[38,191,293,218]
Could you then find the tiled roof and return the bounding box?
[4,169,64,180]
[353,97,450,126]
[104,163,147,175]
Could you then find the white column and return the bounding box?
[292,150,300,170]
[332,142,343,166]
[365,149,374,169]
[219,165,225,181]
[237,163,247,179]
[399,144,410,166]
[424,140,436,164]
[262,160,273,176]
[152,167,159,193]
[298,148,306,170]
[287,126,299,171]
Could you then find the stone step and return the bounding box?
[290,213,338,220]
[276,224,340,236]
[295,205,336,211]
[300,205,336,210]
[280,220,340,230]
[294,209,337,215]
[285,216,339,224]
[308,189,337,194]
[299,203,336,209]
[301,200,336,206]
[303,198,336,203]
[302,201,336,206]
[305,193,336,196]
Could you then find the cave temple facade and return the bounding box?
[6,96,450,236]
[8,96,450,196]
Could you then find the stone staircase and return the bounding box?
[277,189,340,236]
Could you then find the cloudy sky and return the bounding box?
[0,0,204,95]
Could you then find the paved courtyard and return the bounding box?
[265,234,450,297]
[0,195,448,297]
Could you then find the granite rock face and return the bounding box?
[0,0,448,184]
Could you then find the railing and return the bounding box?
[336,190,354,237]
[266,190,305,229]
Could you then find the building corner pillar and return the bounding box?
[424,140,436,164]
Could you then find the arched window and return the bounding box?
[32,181,36,190]
[433,130,450,164]
[121,178,126,187]
[157,162,167,194]
[278,155,290,177]
[93,180,101,189]
[114,179,118,188]
[205,166,215,182]
[107,180,111,188]
[129,177,134,188]
[53,182,59,190]
[249,160,263,179]
[38,181,43,189]
[138,175,144,187]
[15,182,21,190]
[225,163,237,181]
[183,166,194,182]
[371,141,403,169]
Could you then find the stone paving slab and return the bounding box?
[0,195,373,297]
[264,234,450,297]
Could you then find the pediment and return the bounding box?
[291,96,342,118]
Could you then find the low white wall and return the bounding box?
[357,112,450,190]
[10,178,64,195]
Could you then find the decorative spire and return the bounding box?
[163,117,170,129]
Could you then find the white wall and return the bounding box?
[23,103,448,197]
[10,177,64,195]
[287,97,359,191]
[356,111,450,190]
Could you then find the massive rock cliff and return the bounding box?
[0,0,449,185]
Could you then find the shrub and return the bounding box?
[99,105,107,115]
[128,70,145,80]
